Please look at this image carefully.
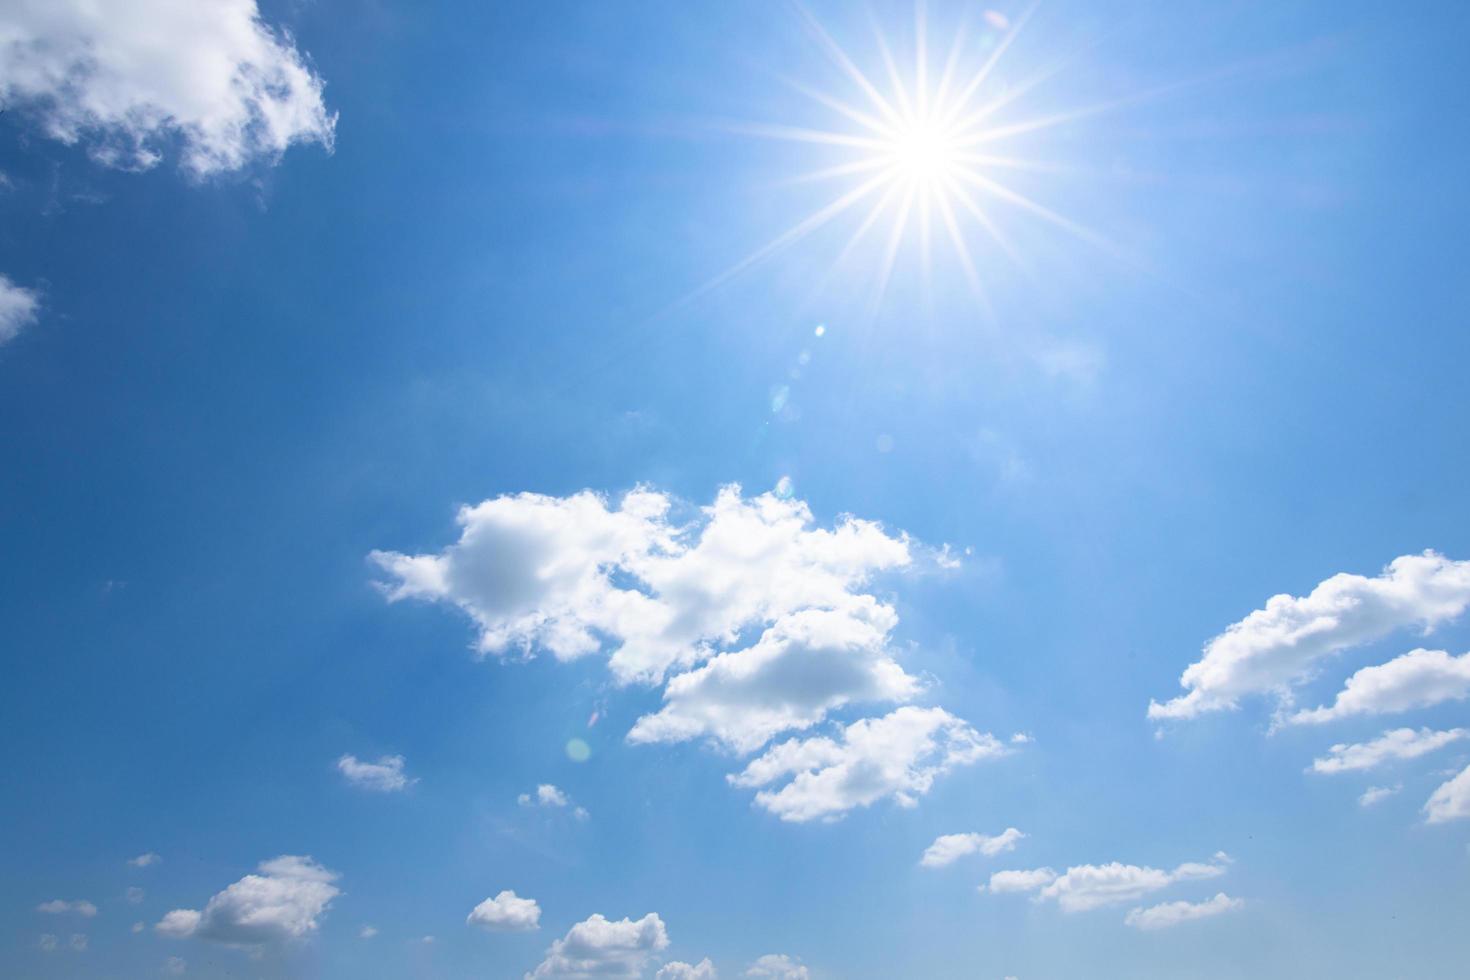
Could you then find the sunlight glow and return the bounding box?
[692,1,1122,314]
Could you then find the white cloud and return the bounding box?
[1149,552,1470,720]
[337,754,415,792]
[988,854,1230,912]
[921,828,1026,868]
[1289,649,1470,725]
[371,486,914,688]
[155,855,340,945]
[468,891,540,932]
[1423,763,1470,824]
[0,0,334,175]
[128,852,162,869]
[729,706,1009,822]
[127,887,145,905]
[745,954,810,979]
[165,956,187,975]
[1309,727,1468,775]
[132,922,145,933]
[525,913,669,980]
[518,784,587,818]
[628,599,919,753]
[37,899,97,917]
[1124,893,1243,930]
[0,275,40,344]
[70,933,88,952]
[658,960,718,980]
[39,933,58,952]
[359,925,378,939]
[1359,785,1401,807]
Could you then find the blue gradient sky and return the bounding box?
[2,1,1469,977]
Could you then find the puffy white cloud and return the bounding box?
[0,0,335,175]
[921,828,1026,868]
[1308,727,1468,775]
[1124,893,1243,930]
[1423,763,1470,824]
[658,960,718,980]
[1289,649,1470,725]
[988,854,1230,912]
[730,706,1009,823]
[985,868,1058,894]
[518,784,587,818]
[468,891,540,932]
[128,852,161,869]
[37,899,97,917]
[1359,785,1400,807]
[337,754,415,792]
[0,275,40,344]
[628,600,919,753]
[371,486,913,687]
[745,954,810,979]
[155,855,339,945]
[1149,552,1470,720]
[525,912,669,980]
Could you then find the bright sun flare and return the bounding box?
[693,1,1118,314]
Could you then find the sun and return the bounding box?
[688,1,1117,314]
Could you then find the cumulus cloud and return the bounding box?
[1359,785,1400,807]
[525,912,669,980]
[468,891,540,932]
[658,960,718,980]
[729,706,1009,822]
[155,855,339,945]
[1289,649,1470,725]
[0,0,335,175]
[337,754,415,792]
[0,275,40,344]
[921,828,1026,868]
[987,854,1230,912]
[1124,893,1243,930]
[1308,727,1468,775]
[628,599,919,753]
[1423,763,1470,824]
[1149,552,1470,721]
[128,852,162,868]
[371,486,914,689]
[745,954,810,979]
[37,899,97,917]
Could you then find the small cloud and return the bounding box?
[359,925,378,939]
[467,890,540,932]
[337,754,416,792]
[165,956,187,975]
[0,274,41,345]
[519,783,587,817]
[129,852,162,869]
[70,933,89,952]
[420,935,436,944]
[1359,784,1401,807]
[39,934,58,952]
[1124,893,1244,930]
[1010,732,1033,745]
[38,899,98,917]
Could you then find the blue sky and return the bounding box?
[2,1,1469,977]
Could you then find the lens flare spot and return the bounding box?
[774,475,794,499]
[565,738,591,762]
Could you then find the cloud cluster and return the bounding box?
[1123,893,1243,930]
[0,0,335,175]
[519,783,589,820]
[921,828,1025,868]
[1149,552,1470,720]
[987,853,1230,912]
[525,912,668,980]
[156,856,339,946]
[730,706,1008,822]
[468,890,541,932]
[0,275,40,345]
[337,754,415,792]
[377,487,1007,821]
[1308,727,1467,775]
[1289,649,1470,725]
